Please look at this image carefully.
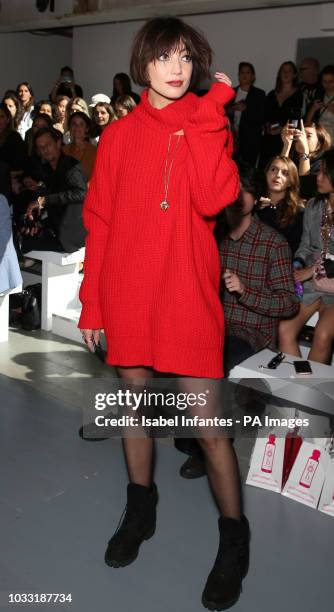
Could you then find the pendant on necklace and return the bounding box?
[160,200,169,211]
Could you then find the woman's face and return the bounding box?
[39,103,52,118]
[147,44,193,106]
[70,116,88,140]
[280,64,295,85]
[18,85,31,106]
[317,163,334,194]
[3,98,17,118]
[322,73,334,96]
[94,105,110,127]
[57,99,68,119]
[114,78,124,95]
[0,109,10,132]
[115,104,127,118]
[239,66,254,89]
[304,127,319,154]
[266,159,290,192]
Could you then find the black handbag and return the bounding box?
[21,284,42,330]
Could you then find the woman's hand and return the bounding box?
[294,266,314,283]
[281,122,294,153]
[81,329,101,353]
[257,197,272,209]
[25,201,41,221]
[214,72,232,88]
[294,120,309,155]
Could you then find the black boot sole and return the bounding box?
[202,588,241,611]
[104,525,156,568]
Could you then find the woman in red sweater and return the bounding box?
[80,17,248,611]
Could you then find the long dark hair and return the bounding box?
[275,61,299,92]
[2,92,24,130]
[16,81,35,111]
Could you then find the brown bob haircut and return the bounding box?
[130,16,212,89]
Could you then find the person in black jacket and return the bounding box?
[228,62,265,165]
[22,127,87,253]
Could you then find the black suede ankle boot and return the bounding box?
[202,515,250,611]
[104,483,158,568]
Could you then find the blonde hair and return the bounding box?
[265,155,304,227]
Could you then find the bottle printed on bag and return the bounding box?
[261,434,276,473]
[299,449,321,488]
[293,260,304,299]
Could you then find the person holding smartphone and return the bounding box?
[279,149,334,364]
[79,16,249,611]
[259,61,303,168]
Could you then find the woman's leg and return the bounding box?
[308,302,334,363]
[105,365,157,568]
[198,436,241,519]
[278,299,321,356]
[116,366,154,487]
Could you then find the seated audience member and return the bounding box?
[260,62,303,167]
[2,92,24,133]
[0,103,28,174]
[53,95,70,135]
[34,100,55,121]
[25,112,54,156]
[110,72,140,105]
[88,93,111,111]
[67,97,90,117]
[114,95,137,118]
[12,114,54,226]
[91,101,117,143]
[281,120,331,199]
[279,149,334,364]
[63,112,97,182]
[22,127,87,254]
[11,113,54,226]
[228,62,265,165]
[256,155,304,255]
[177,165,299,478]
[49,66,83,102]
[299,57,322,116]
[0,193,22,294]
[306,65,334,144]
[16,82,35,138]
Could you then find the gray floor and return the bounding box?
[1,329,334,612]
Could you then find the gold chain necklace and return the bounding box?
[160,134,181,211]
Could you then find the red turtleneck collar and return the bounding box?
[135,89,199,133]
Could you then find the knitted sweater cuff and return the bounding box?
[78,302,104,330]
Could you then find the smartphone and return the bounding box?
[293,360,313,375]
[92,337,106,363]
[289,108,302,129]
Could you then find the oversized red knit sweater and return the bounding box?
[79,82,239,377]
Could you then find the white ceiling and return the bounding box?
[0,0,331,32]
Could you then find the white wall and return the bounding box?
[0,32,73,101]
[73,3,334,100]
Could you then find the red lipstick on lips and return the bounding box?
[166,80,183,86]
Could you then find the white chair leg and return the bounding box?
[0,295,9,342]
[41,261,80,331]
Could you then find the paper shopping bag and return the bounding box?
[282,440,329,509]
[318,456,334,518]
